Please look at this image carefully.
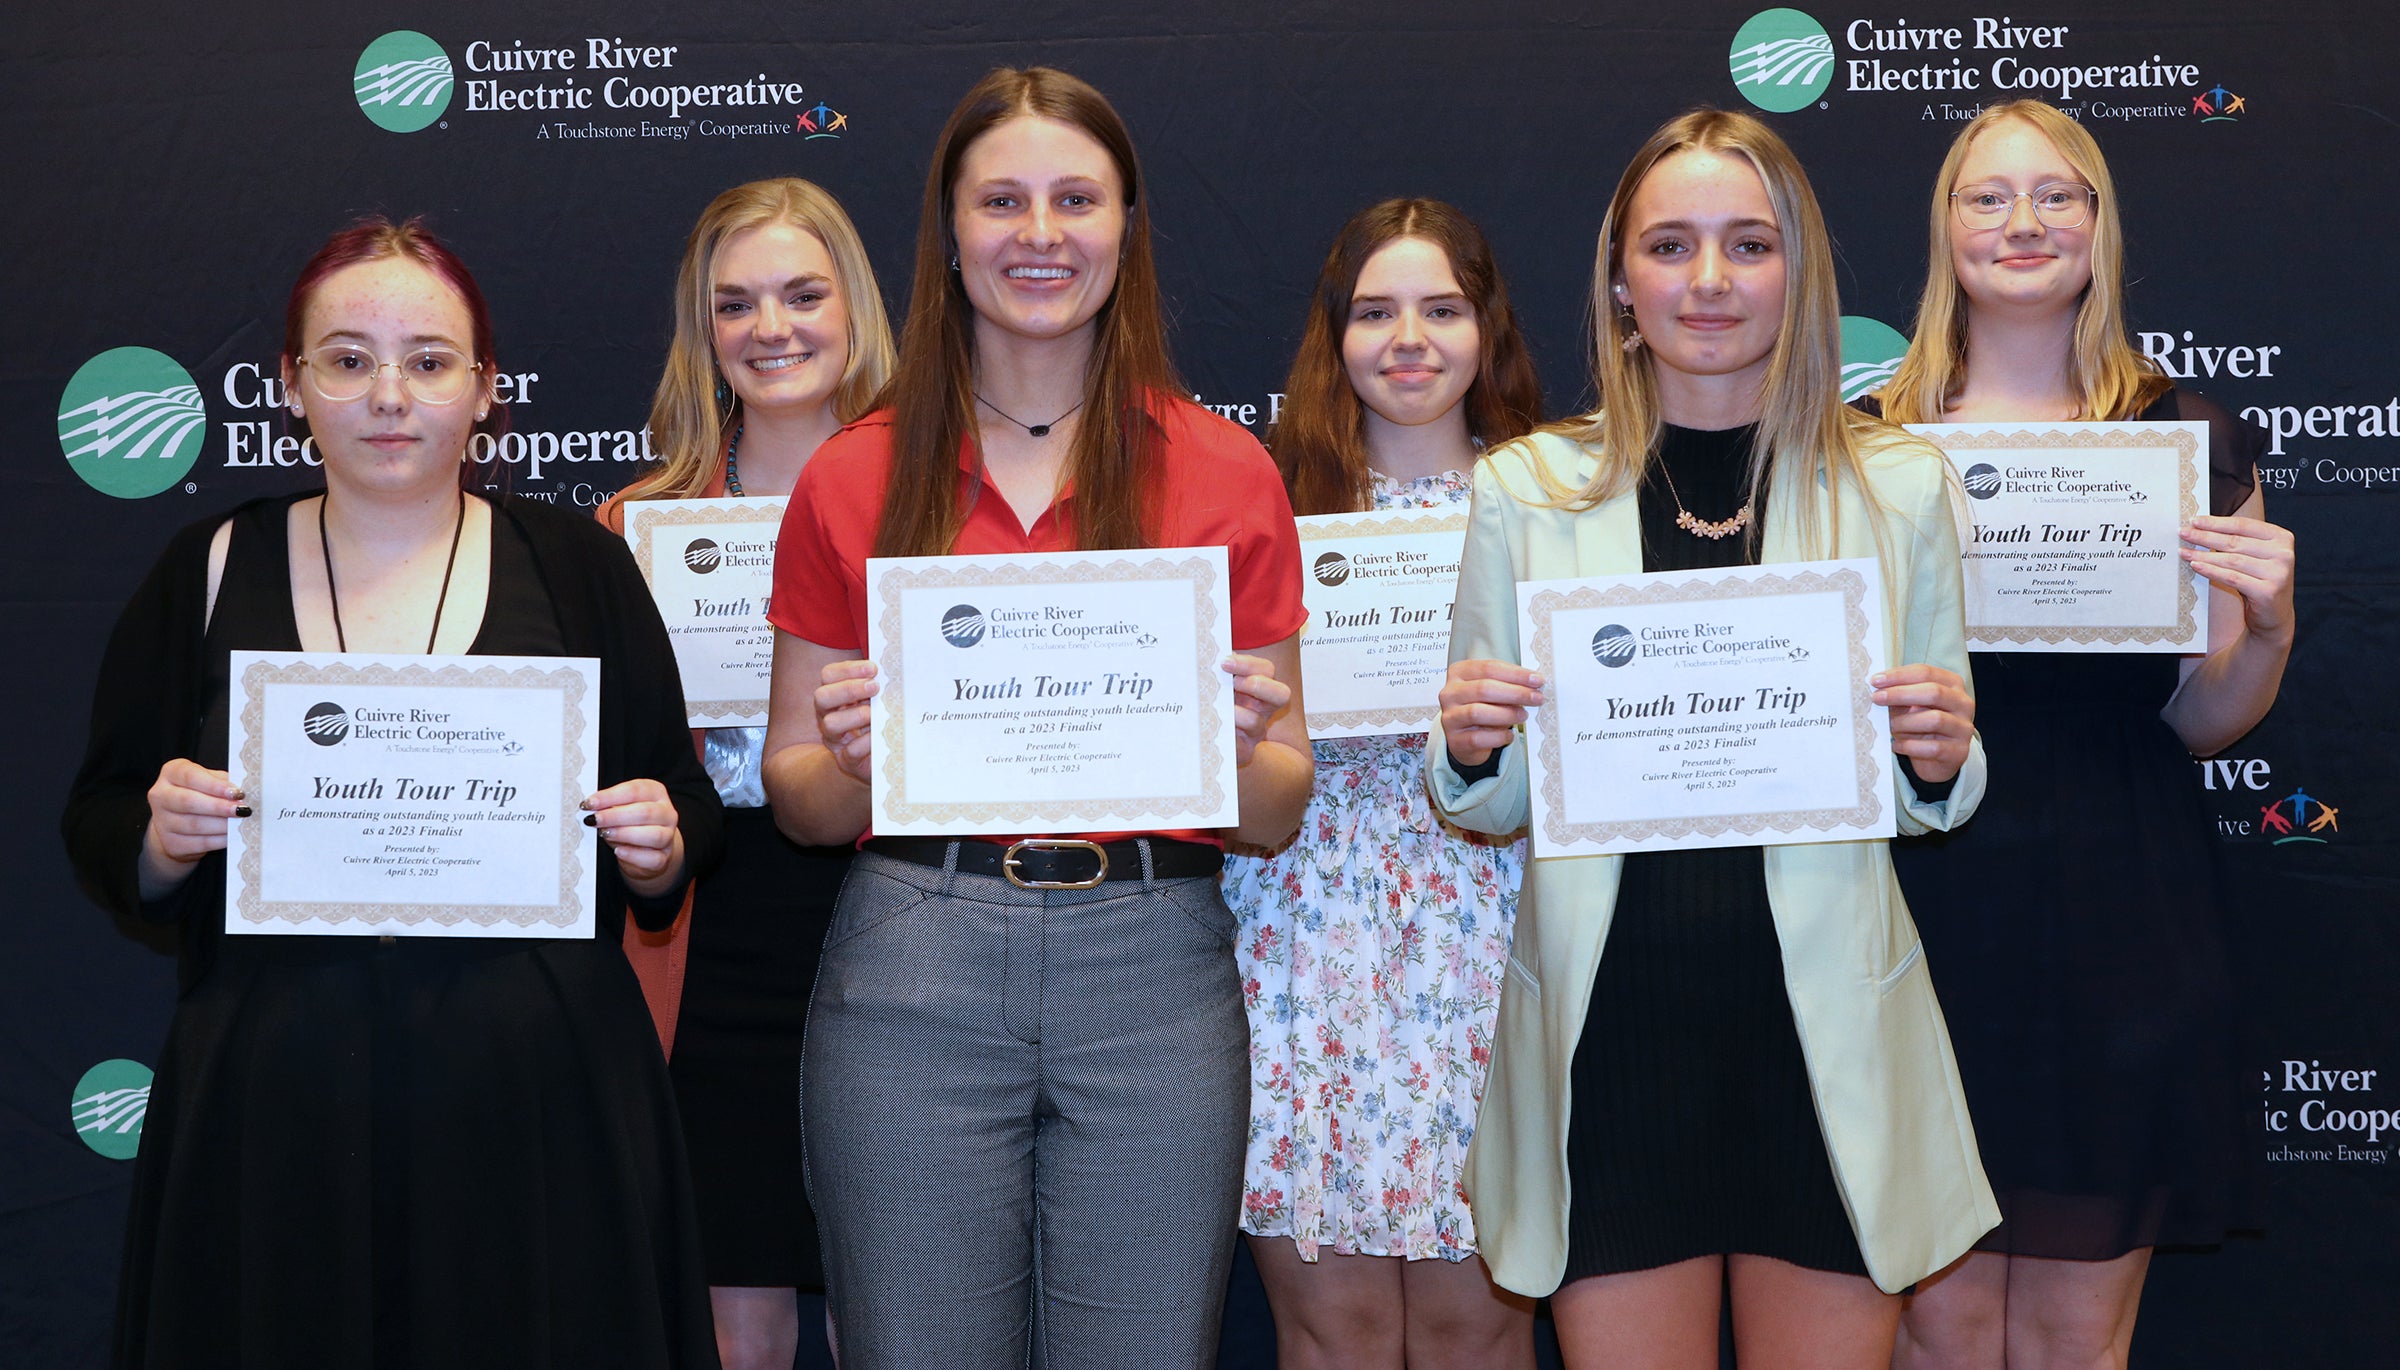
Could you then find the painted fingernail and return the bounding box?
[582,814,598,827]
[233,806,253,818]
[577,797,595,811]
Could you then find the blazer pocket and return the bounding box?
[1507,953,1543,1004]
[1875,939,1926,996]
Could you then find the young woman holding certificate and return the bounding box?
[1870,101,2294,1370]
[762,67,1311,1366]
[1225,198,1541,1369]
[599,178,895,1370]
[62,218,721,1367]
[1429,110,1994,1369]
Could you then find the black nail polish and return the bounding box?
[234,806,253,818]
[582,814,597,827]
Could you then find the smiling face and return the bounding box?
[1341,235,1481,433]
[1948,117,2095,319]
[951,114,1127,353]
[284,255,489,496]
[711,220,851,421]
[1615,148,1787,414]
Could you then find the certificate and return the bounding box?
[621,495,785,725]
[224,651,600,937]
[1907,421,2208,652]
[1293,508,1466,738]
[865,548,1238,836]
[1517,558,1894,858]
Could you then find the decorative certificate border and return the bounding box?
[1523,567,1885,850]
[624,497,786,723]
[871,553,1229,830]
[1296,510,1467,736]
[1924,425,2202,648]
[231,657,591,929]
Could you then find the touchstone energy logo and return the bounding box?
[1962,463,2004,499]
[355,30,454,133]
[1731,9,1838,112]
[71,1059,153,1161]
[941,605,989,648]
[683,538,723,573]
[1312,553,1353,587]
[57,347,207,499]
[1839,316,1909,403]
[2194,79,2248,121]
[305,702,353,746]
[1592,624,1637,667]
[2257,785,2341,845]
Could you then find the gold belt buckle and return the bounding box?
[1001,838,1108,890]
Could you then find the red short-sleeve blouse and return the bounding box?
[767,395,1307,845]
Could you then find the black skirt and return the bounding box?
[669,805,849,1288]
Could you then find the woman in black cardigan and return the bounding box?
[63,217,723,1370]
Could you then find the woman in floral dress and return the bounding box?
[1224,198,1541,1369]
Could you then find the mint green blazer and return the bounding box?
[1429,426,1999,1296]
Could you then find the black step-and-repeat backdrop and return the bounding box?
[6,2,2394,1363]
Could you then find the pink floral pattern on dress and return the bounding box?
[1224,470,1524,1263]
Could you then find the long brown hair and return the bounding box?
[1877,99,2170,424]
[1544,108,1881,559]
[1274,199,1542,516]
[624,178,895,503]
[874,67,1179,557]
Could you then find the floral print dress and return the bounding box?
[1224,469,1524,1263]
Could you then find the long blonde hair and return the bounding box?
[1878,99,2170,424]
[626,178,896,502]
[1543,108,1879,558]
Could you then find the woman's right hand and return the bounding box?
[140,759,246,896]
[814,659,881,786]
[1437,658,1544,769]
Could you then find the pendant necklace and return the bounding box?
[320,489,468,652]
[1655,461,1754,540]
[975,392,1085,438]
[724,422,745,496]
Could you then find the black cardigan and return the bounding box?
[62,493,722,985]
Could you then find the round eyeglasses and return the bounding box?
[1950,182,2096,232]
[297,344,484,405]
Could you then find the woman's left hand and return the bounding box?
[1224,652,1292,768]
[1873,663,1974,786]
[582,779,685,892]
[2181,514,2296,644]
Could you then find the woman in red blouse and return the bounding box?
[761,67,1312,1367]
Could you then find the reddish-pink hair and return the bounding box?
[284,217,505,483]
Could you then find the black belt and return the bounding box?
[863,836,1222,890]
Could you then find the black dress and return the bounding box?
[1559,423,1870,1281]
[62,495,724,1369]
[1888,387,2261,1258]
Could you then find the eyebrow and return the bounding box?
[1351,291,1469,306]
[1638,217,1781,235]
[318,329,465,348]
[967,174,1110,194]
[715,274,833,294]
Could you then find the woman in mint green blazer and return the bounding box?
[1429,109,1997,1369]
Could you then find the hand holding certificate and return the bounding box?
[1513,558,1897,858]
[223,651,601,937]
[864,547,1240,835]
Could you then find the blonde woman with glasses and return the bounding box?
[1871,100,2293,1370]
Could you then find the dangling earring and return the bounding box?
[1619,306,1646,354]
[715,374,734,420]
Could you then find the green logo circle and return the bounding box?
[71,1059,153,1161]
[57,346,206,499]
[1731,9,1836,113]
[1840,316,1911,402]
[355,30,453,133]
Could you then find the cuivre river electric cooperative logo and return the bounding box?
[1312,553,1353,587]
[1731,9,1837,112]
[355,31,454,132]
[305,702,354,746]
[683,538,723,573]
[1839,317,1909,403]
[56,347,207,499]
[1963,463,2004,499]
[1592,625,1637,667]
[72,1059,153,1160]
[942,605,989,648]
